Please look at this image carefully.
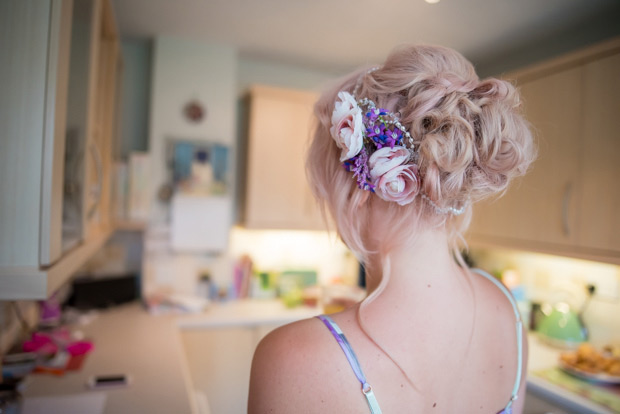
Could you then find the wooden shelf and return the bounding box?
[467,234,620,267]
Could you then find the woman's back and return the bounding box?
[249,268,527,413]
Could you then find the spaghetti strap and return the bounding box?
[317,315,382,414]
[472,268,524,413]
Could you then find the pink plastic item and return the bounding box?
[22,333,58,356]
[66,341,94,356]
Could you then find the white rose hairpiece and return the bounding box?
[330,76,466,215]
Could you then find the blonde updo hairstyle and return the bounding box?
[307,44,535,270]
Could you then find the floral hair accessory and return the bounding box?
[330,91,416,194]
[330,88,466,215]
[330,90,419,203]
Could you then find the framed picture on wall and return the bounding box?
[164,138,230,196]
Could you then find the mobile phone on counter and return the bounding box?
[87,374,131,389]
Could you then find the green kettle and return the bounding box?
[537,301,587,348]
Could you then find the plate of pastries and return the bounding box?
[559,343,620,384]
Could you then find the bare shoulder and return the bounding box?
[469,268,529,412]
[248,316,342,414]
[470,269,517,317]
[468,268,523,348]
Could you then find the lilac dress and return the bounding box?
[317,269,524,414]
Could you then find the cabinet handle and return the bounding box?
[87,141,103,219]
[562,183,572,237]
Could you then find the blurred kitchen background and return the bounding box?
[1,0,620,413]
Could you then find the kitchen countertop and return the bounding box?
[22,303,198,414]
[177,297,320,330]
[528,333,619,414]
[21,299,320,414]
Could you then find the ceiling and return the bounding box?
[111,0,620,75]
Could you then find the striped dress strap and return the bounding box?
[317,314,382,414]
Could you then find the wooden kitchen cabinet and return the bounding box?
[469,66,583,248]
[0,0,121,299]
[468,38,620,264]
[242,85,324,230]
[577,52,620,253]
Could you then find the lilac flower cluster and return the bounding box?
[344,106,405,190]
[365,107,404,149]
[343,147,373,191]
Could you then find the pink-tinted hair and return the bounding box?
[306,44,535,269]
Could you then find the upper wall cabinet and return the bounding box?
[241,85,324,230]
[468,38,620,264]
[469,66,583,248]
[576,52,620,253]
[0,0,121,299]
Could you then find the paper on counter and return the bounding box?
[22,393,107,414]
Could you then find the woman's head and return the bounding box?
[307,44,535,264]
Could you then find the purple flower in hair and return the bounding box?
[385,128,403,148]
[366,124,386,139]
[365,107,384,122]
[344,147,374,191]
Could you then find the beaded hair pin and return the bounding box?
[329,69,466,215]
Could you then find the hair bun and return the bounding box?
[467,78,535,200]
[406,67,534,207]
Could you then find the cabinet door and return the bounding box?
[245,87,323,229]
[72,0,118,240]
[469,67,583,248]
[577,53,620,253]
[0,0,118,299]
[0,0,72,268]
[90,11,120,235]
[40,0,74,266]
[81,0,104,239]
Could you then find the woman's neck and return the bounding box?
[364,228,470,302]
[355,227,476,392]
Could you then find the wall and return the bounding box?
[149,36,237,222]
[474,7,620,77]
[229,227,358,286]
[237,56,343,96]
[470,248,620,347]
[141,36,237,296]
[141,38,348,297]
[231,59,349,292]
